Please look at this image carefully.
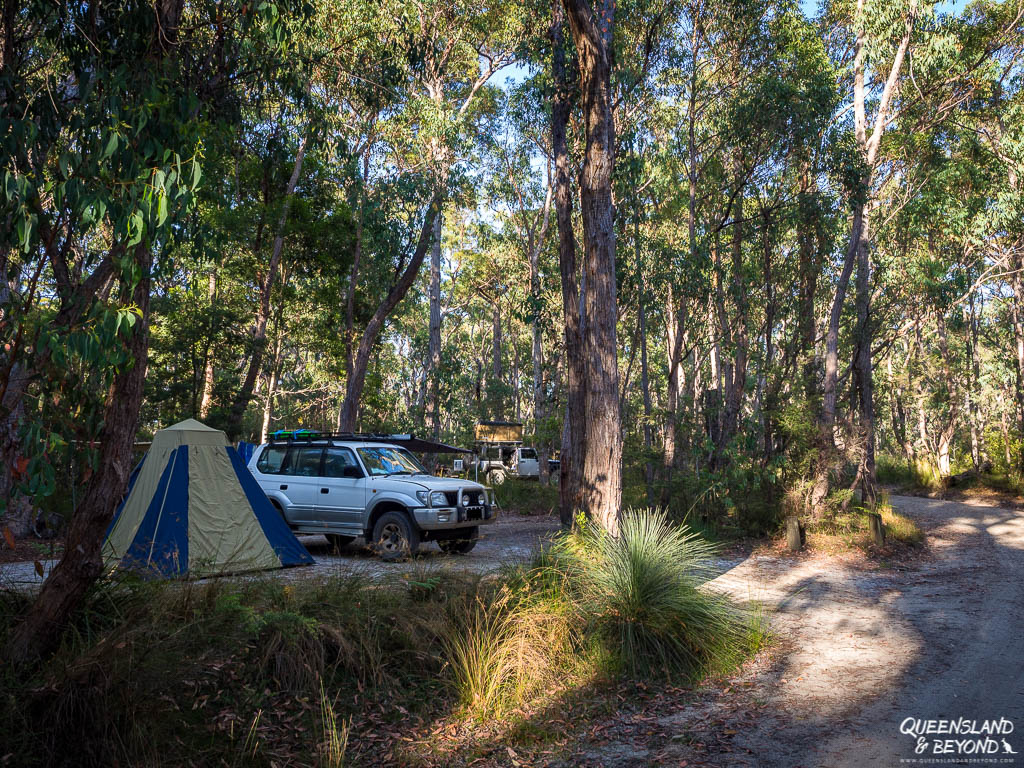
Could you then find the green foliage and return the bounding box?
[546,509,762,679]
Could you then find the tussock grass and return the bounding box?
[319,679,349,768]
[548,509,763,679]
[879,500,925,546]
[444,509,769,721]
[443,589,576,719]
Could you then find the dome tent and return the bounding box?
[103,419,313,577]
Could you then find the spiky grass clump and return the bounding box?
[555,509,755,679]
[443,587,576,719]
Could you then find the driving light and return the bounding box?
[461,493,471,506]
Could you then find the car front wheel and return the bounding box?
[372,511,420,561]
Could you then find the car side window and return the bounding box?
[322,448,360,478]
[285,447,323,477]
[256,446,288,474]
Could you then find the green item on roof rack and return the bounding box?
[271,428,322,440]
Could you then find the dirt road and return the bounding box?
[656,494,1024,767]
[0,512,562,588]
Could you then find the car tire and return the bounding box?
[372,511,420,561]
[438,530,478,555]
[325,534,354,553]
[488,469,506,485]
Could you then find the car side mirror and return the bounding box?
[342,465,363,479]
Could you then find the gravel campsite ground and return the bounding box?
[2,495,1022,767]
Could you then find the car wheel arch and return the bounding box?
[365,499,413,539]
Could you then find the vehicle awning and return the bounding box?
[391,436,472,454]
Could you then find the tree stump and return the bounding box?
[868,512,885,546]
[786,516,805,551]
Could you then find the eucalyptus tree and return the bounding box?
[2,0,308,663]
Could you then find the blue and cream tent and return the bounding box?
[103,419,313,577]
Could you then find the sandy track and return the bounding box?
[656,494,1024,767]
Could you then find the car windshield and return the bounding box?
[357,446,427,477]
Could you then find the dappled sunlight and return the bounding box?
[985,515,1024,549]
[707,561,925,720]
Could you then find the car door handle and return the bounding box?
[321,488,329,494]
[280,484,288,490]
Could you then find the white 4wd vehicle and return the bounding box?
[248,435,495,560]
[475,446,540,484]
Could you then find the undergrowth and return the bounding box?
[0,510,766,767]
[492,478,559,516]
[805,491,924,551]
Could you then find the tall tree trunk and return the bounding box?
[491,301,503,420]
[796,161,820,400]
[822,0,912,434]
[821,209,862,432]
[853,219,876,504]
[563,0,622,534]
[5,247,153,664]
[639,292,655,505]
[933,308,961,479]
[198,270,217,419]
[717,161,747,467]
[260,324,284,443]
[338,197,441,431]
[425,212,443,469]
[340,157,367,430]
[550,0,585,526]
[1012,253,1024,472]
[966,295,983,469]
[530,234,551,485]
[761,208,777,463]
[662,284,680,505]
[428,212,442,435]
[529,180,553,482]
[227,133,308,439]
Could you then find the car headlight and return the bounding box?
[430,491,447,507]
[416,490,429,506]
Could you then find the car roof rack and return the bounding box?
[266,430,471,454]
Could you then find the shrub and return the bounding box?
[876,453,942,490]
[492,479,559,516]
